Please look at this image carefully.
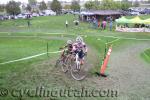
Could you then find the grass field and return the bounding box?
[0,14,150,100]
[141,48,150,63]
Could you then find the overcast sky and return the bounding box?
[0,0,147,4]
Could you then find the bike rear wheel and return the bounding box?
[61,57,69,73]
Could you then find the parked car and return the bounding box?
[32,13,39,17]
[130,11,140,15]
[17,14,26,19]
[141,9,150,15]
[43,10,56,16]
[3,15,9,20]
[11,15,15,19]
[0,15,4,20]
[39,12,45,16]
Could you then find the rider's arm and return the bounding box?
[59,45,67,50]
[83,43,88,53]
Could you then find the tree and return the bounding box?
[133,0,140,7]
[71,1,80,12]
[51,0,62,14]
[26,4,32,12]
[39,1,47,11]
[84,1,95,10]
[0,4,5,12]
[28,0,37,6]
[63,5,71,10]
[84,0,131,10]
[121,0,131,10]
[100,0,115,10]
[6,1,21,15]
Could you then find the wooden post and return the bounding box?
[47,42,49,57]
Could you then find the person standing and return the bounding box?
[65,20,68,28]
[102,20,107,30]
[98,20,100,28]
[109,21,113,31]
[27,20,31,27]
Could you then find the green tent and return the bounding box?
[115,16,131,23]
[143,18,150,24]
[129,16,143,24]
[116,16,150,24]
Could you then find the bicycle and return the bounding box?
[55,51,87,81]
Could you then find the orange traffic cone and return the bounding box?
[100,46,112,77]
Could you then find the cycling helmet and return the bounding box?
[67,40,73,44]
[76,36,83,43]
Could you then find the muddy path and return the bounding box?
[89,41,150,100]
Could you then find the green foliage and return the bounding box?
[84,1,97,10]
[133,0,140,7]
[39,1,47,11]
[51,0,62,14]
[71,0,80,12]
[141,49,150,63]
[121,1,132,10]
[63,5,71,10]
[5,1,21,15]
[0,4,5,12]
[26,4,32,12]
[28,0,37,6]
[84,0,131,10]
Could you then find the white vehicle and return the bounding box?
[17,14,26,19]
[32,13,39,17]
[130,11,140,15]
[14,16,18,19]
[39,12,44,16]
[43,10,56,16]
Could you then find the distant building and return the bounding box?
[80,10,122,21]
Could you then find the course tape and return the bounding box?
[106,38,120,44]
[0,34,150,41]
[0,51,62,65]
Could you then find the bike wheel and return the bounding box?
[70,60,86,81]
[61,57,69,73]
[55,59,61,67]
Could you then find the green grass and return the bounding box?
[0,37,65,62]
[141,48,150,63]
[0,38,65,90]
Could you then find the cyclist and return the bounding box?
[73,36,88,65]
[60,40,73,61]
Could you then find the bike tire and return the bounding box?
[55,59,61,67]
[61,57,69,73]
[70,61,86,81]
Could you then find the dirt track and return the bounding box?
[89,41,150,100]
[49,40,150,100]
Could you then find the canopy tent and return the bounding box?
[116,16,150,24]
[143,18,150,24]
[129,16,143,24]
[115,16,131,23]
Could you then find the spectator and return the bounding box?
[65,20,68,28]
[102,20,107,30]
[109,21,113,31]
[74,19,79,26]
[27,20,30,27]
[98,20,100,28]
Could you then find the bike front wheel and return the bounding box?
[70,60,86,81]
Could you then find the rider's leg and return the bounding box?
[78,50,84,65]
[61,50,66,62]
